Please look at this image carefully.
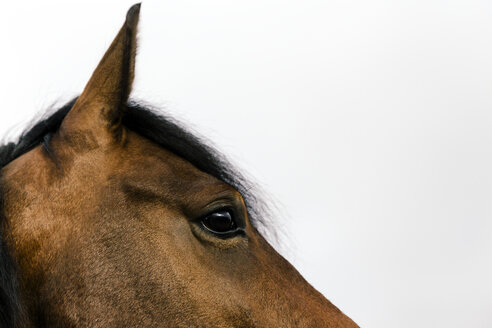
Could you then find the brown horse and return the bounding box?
[0,4,358,327]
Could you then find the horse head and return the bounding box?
[0,4,358,327]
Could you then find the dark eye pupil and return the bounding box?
[202,211,236,233]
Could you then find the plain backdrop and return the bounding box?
[1,1,491,327]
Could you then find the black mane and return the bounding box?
[0,98,271,327]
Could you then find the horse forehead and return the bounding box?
[117,132,222,189]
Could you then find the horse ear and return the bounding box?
[59,3,141,146]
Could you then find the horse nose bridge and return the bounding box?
[270,284,359,328]
[276,278,340,325]
[253,283,357,328]
[255,250,359,327]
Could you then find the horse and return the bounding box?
[0,4,358,327]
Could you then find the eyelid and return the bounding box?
[201,194,237,212]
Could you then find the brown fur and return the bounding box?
[1,4,358,327]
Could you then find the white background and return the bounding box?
[1,1,491,327]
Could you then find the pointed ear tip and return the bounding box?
[126,3,141,27]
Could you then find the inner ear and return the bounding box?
[58,4,141,147]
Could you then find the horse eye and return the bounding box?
[202,210,237,234]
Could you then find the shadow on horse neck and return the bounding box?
[0,4,358,327]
